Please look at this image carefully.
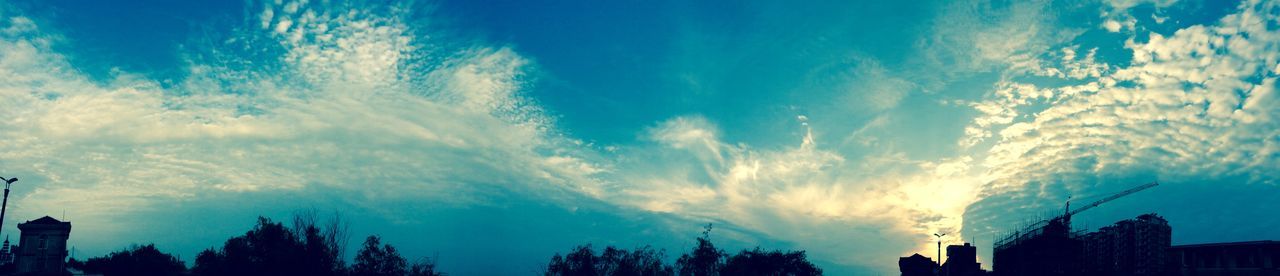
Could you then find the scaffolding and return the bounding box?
[992,182,1158,276]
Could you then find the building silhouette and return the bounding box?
[992,217,1083,276]
[1082,213,1171,275]
[990,213,1181,275]
[14,216,71,274]
[0,236,12,265]
[990,182,1161,276]
[942,242,986,276]
[899,253,938,276]
[1166,240,1280,275]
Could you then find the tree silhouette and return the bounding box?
[56,212,825,275]
[408,257,445,276]
[74,244,185,276]
[352,235,408,276]
[191,214,349,276]
[675,224,725,276]
[294,209,351,275]
[720,248,821,276]
[546,224,824,276]
[545,244,673,276]
[547,245,599,275]
[601,246,673,276]
[189,212,444,276]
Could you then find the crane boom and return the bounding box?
[1067,181,1158,217]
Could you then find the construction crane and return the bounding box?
[1061,181,1159,224]
[995,181,1159,249]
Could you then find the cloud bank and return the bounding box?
[961,0,1280,261]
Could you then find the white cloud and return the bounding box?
[916,0,1084,91]
[961,0,1280,245]
[0,0,606,247]
[5,0,1274,273]
[796,55,915,114]
[611,115,984,272]
[1104,19,1124,32]
[1106,0,1179,11]
[1,2,925,272]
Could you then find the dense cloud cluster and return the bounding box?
[962,0,1280,257]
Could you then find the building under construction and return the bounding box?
[992,182,1160,276]
[993,216,1085,276]
[1083,213,1172,275]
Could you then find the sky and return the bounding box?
[0,0,1278,274]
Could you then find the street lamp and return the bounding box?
[0,176,16,240]
[934,232,947,266]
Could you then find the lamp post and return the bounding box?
[934,233,946,266]
[0,176,16,240]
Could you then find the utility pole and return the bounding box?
[934,232,947,266]
[0,176,16,240]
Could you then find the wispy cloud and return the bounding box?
[0,0,606,254]
[600,114,986,271]
[2,0,1277,274]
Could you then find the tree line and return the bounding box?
[67,211,441,276]
[64,215,821,276]
[544,225,821,276]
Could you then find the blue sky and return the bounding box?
[1,0,1278,274]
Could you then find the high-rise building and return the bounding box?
[1083,213,1171,275]
[15,216,71,274]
